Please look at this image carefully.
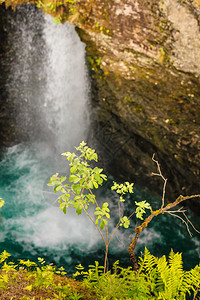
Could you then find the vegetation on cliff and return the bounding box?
[0,248,200,299]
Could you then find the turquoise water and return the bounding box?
[0,143,130,273]
[0,143,199,274]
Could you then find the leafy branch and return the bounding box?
[48,142,152,273]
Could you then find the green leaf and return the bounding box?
[76,206,82,215]
[94,210,101,216]
[70,165,77,173]
[60,194,70,202]
[48,173,61,186]
[93,181,98,189]
[48,180,60,186]
[120,196,125,202]
[104,219,108,226]
[94,173,101,182]
[100,174,107,181]
[85,194,96,204]
[102,202,109,209]
[135,200,151,220]
[88,181,93,189]
[54,185,62,193]
[100,220,105,230]
[60,202,67,211]
[69,175,78,182]
[60,176,67,182]
[72,184,82,195]
[135,200,151,210]
[74,177,80,184]
[120,216,130,228]
[24,284,33,291]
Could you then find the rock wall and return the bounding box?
[72,0,200,210]
[1,0,200,210]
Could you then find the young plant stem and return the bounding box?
[81,205,106,246]
[104,244,109,273]
[81,203,109,273]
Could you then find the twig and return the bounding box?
[166,211,193,237]
[152,154,167,209]
[165,205,200,236]
[182,211,200,234]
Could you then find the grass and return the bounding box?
[0,269,97,299]
[0,251,97,300]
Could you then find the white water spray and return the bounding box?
[0,5,98,268]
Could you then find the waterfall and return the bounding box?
[42,15,90,153]
[6,4,89,152]
[0,4,99,271]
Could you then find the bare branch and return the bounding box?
[166,206,200,235]
[152,154,167,209]
[152,154,166,182]
[167,206,187,213]
[128,211,135,220]
[182,211,200,234]
[166,211,193,237]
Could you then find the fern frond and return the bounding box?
[139,249,200,300]
[139,247,156,274]
[138,247,158,294]
[156,255,169,288]
[181,264,200,296]
[166,250,184,298]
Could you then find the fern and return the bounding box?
[167,250,184,298]
[181,265,200,296]
[138,248,159,295]
[138,249,200,299]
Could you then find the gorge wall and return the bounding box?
[0,0,200,211]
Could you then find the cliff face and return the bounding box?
[71,0,200,208]
[1,0,200,209]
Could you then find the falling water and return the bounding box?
[0,4,99,272]
[5,4,89,152]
